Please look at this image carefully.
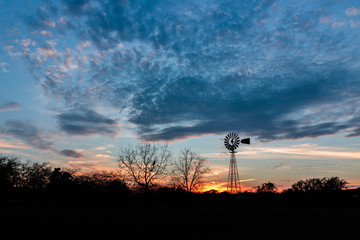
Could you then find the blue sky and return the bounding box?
[1,0,360,191]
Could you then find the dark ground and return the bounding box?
[1,160,357,238]
[1,202,359,238]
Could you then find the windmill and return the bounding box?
[224,133,250,194]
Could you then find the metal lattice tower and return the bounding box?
[227,151,241,194]
[224,133,250,194]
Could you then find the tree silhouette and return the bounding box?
[19,161,52,188]
[117,143,172,192]
[0,155,21,189]
[170,148,210,192]
[0,156,52,189]
[48,168,74,190]
[1,153,356,209]
[291,177,348,193]
[256,181,277,193]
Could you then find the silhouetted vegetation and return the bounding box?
[2,154,360,238]
[291,176,348,192]
[170,147,211,192]
[0,155,130,205]
[1,155,359,208]
[117,143,171,192]
[256,181,278,193]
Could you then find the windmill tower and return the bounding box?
[224,133,250,194]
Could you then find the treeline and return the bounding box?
[1,155,359,206]
[0,155,130,205]
[1,143,212,205]
[249,177,359,206]
[255,177,348,193]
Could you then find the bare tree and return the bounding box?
[171,148,210,192]
[117,143,171,191]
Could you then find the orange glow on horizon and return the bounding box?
[199,181,255,193]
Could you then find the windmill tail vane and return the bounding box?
[241,138,250,145]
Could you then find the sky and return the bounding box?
[1,0,360,192]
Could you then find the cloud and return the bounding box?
[0,139,30,149]
[347,127,360,137]
[58,149,84,158]
[17,0,360,142]
[25,1,58,30]
[36,47,60,63]
[43,20,56,28]
[0,62,9,72]
[253,145,360,160]
[346,7,360,17]
[0,120,87,159]
[62,0,92,16]
[137,70,360,142]
[0,99,21,112]
[33,30,53,37]
[76,40,91,51]
[350,20,360,28]
[56,107,119,136]
[67,160,98,170]
[331,20,345,28]
[271,162,290,170]
[56,16,74,33]
[95,154,114,159]
[298,165,311,170]
[0,120,53,150]
[21,39,32,48]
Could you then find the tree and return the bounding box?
[117,143,172,192]
[291,176,348,193]
[19,161,52,188]
[0,155,21,189]
[322,176,348,192]
[256,181,278,193]
[0,156,52,189]
[48,168,74,190]
[170,148,210,192]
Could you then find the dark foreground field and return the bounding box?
[2,202,359,238]
[2,157,358,237]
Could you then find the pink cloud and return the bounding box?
[76,41,91,51]
[0,139,30,149]
[346,6,360,17]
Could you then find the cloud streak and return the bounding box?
[0,120,85,158]
[0,139,30,149]
[0,120,54,150]
[58,149,84,158]
[56,107,119,136]
[0,99,21,112]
